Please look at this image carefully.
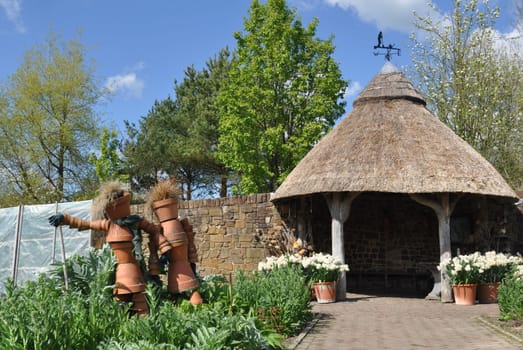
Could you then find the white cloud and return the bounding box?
[323,0,437,33]
[104,62,145,98]
[492,27,523,58]
[0,0,25,33]
[344,80,361,98]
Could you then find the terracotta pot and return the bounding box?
[106,224,134,243]
[160,219,187,244]
[115,262,145,294]
[105,192,131,219]
[189,290,204,305]
[153,198,178,222]
[452,284,477,305]
[110,241,135,263]
[313,281,336,304]
[167,248,199,293]
[477,282,500,304]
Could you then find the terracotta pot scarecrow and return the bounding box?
[146,180,203,305]
[48,181,171,316]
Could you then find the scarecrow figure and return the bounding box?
[48,181,171,316]
[146,180,203,304]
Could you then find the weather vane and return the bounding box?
[373,31,400,61]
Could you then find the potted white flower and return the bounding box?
[437,252,482,305]
[476,251,523,304]
[301,253,349,304]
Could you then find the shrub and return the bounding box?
[234,263,312,336]
[498,265,523,321]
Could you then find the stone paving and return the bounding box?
[290,293,523,350]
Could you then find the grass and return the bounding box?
[481,316,523,344]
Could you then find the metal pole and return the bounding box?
[11,205,24,286]
[52,203,58,264]
[59,225,69,290]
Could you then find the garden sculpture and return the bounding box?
[48,181,172,316]
[146,180,203,305]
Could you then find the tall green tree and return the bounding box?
[0,32,102,206]
[410,0,523,188]
[89,127,128,184]
[217,0,348,194]
[123,98,175,194]
[123,49,231,199]
[174,49,232,198]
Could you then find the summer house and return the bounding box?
[271,62,520,302]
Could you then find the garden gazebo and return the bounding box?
[271,62,518,302]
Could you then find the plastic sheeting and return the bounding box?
[0,200,92,294]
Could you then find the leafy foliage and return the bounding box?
[217,0,348,194]
[0,275,126,349]
[123,49,231,199]
[233,265,312,336]
[49,244,116,296]
[498,267,523,321]
[0,248,315,349]
[0,31,103,206]
[410,0,523,188]
[89,128,129,185]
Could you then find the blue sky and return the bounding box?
[0,0,520,134]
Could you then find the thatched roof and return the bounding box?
[272,62,518,201]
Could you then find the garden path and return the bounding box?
[290,293,522,350]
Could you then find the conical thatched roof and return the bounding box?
[272,62,517,201]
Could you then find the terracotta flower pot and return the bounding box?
[452,284,477,305]
[312,281,336,304]
[153,198,178,222]
[477,282,500,304]
[105,192,131,219]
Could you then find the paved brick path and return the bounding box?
[291,293,522,350]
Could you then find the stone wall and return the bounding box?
[130,193,286,276]
[91,191,522,295]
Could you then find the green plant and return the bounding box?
[197,274,231,306]
[498,265,523,321]
[0,248,312,349]
[0,275,124,349]
[49,244,116,296]
[234,264,312,337]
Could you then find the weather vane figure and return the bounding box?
[373,31,400,61]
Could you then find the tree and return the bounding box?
[217,0,348,194]
[89,127,128,184]
[123,49,231,199]
[410,0,523,188]
[123,99,175,194]
[173,49,232,198]
[0,32,102,206]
